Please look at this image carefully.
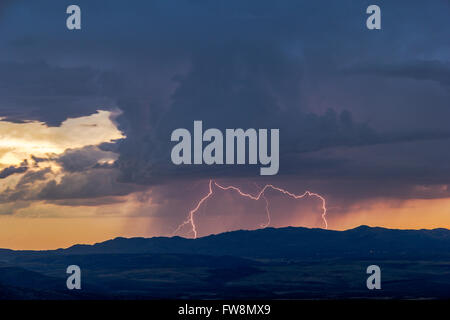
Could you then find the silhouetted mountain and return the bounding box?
[0,226,449,299]
[50,225,450,259]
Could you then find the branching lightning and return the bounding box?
[173,179,328,238]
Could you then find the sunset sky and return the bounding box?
[0,0,450,250]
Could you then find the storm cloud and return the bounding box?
[0,161,28,179]
[0,0,449,230]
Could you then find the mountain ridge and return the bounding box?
[2,225,449,259]
[1,225,450,299]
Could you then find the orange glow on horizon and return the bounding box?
[331,197,450,231]
[0,196,449,250]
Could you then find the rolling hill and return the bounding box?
[0,226,449,299]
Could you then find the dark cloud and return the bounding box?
[0,160,28,179]
[31,155,54,164]
[0,0,14,17]
[0,0,449,214]
[0,145,136,208]
[345,60,450,86]
[0,61,116,126]
[15,167,52,188]
[37,168,141,201]
[115,46,450,185]
[57,146,117,172]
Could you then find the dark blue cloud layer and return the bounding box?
[0,0,449,204]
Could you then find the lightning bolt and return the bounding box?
[260,194,271,228]
[173,179,328,238]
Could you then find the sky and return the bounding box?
[0,0,449,249]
